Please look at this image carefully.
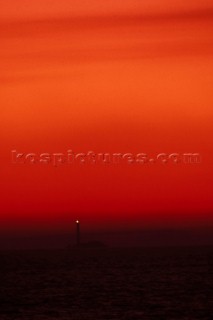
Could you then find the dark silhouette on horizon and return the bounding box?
[73,220,106,249]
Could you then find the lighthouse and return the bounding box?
[76,220,80,246]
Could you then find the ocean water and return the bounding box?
[0,246,212,320]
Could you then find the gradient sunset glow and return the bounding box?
[0,0,213,238]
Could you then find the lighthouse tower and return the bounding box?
[75,220,80,246]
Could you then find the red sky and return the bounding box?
[0,0,213,234]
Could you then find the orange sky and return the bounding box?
[0,0,213,233]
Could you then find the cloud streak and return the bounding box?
[1,8,212,84]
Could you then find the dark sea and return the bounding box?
[0,246,212,320]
